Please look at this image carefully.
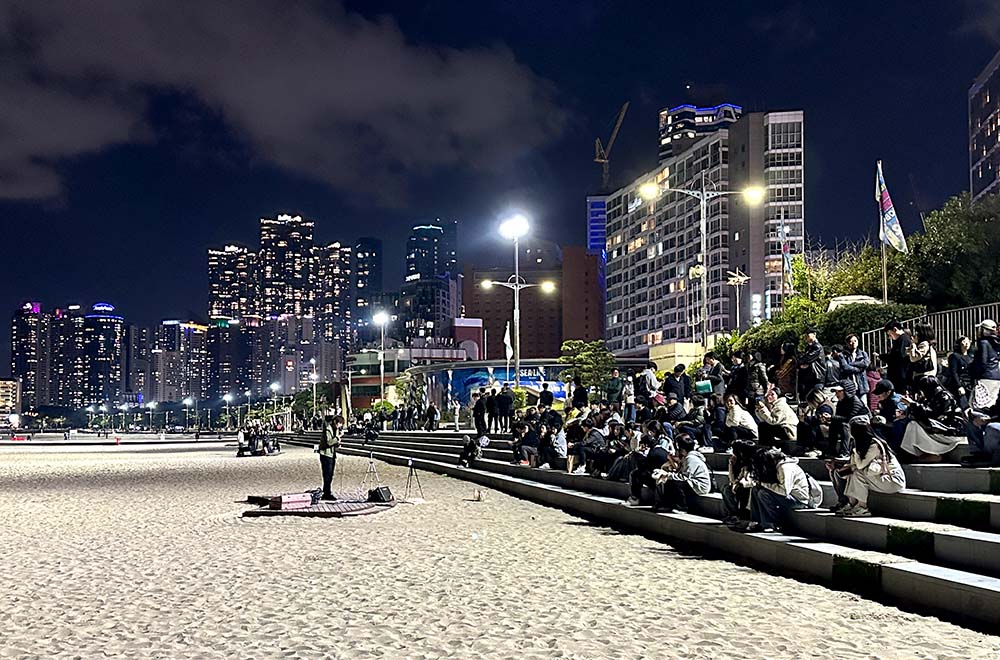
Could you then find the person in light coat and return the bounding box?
[755,386,797,451]
[829,422,905,517]
[653,435,712,513]
[723,394,758,447]
[743,448,813,532]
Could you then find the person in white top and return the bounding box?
[724,394,758,446]
[907,322,938,382]
[743,448,817,533]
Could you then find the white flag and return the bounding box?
[503,321,513,361]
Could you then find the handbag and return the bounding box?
[695,380,713,394]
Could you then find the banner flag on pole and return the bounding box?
[503,321,514,361]
[876,160,908,254]
[781,225,793,286]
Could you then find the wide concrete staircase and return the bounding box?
[286,429,1000,629]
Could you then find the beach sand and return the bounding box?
[0,445,997,659]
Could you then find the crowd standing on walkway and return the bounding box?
[448,317,1000,533]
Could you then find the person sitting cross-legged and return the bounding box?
[653,434,713,513]
[755,386,797,452]
[625,435,670,507]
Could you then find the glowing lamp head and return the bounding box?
[638,182,660,201]
[269,382,280,393]
[480,280,494,290]
[183,397,193,406]
[223,394,233,403]
[244,390,252,396]
[147,401,157,409]
[498,213,530,240]
[372,311,390,327]
[741,186,766,206]
[540,281,556,294]
[310,373,319,382]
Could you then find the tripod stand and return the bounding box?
[402,458,425,503]
[359,452,382,493]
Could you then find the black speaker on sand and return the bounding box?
[367,486,394,503]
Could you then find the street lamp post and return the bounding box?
[223,394,233,430]
[372,312,390,430]
[640,178,764,346]
[86,405,95,428]
[726,269,751,331]
[147,401,157,431]
[269,382,280,416]
[310,357,319,423]
[497,214,530,388]
[244,389,252,427]
[183,397,193,433]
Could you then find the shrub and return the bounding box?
[817,303,926,347]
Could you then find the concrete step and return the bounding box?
[344,438,1000,530]
[380,430,513,441]
[704,450,999,494]
[330,442,1000,628]
[338,441,1000,576]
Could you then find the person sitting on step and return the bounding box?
[829,421,905,517]
[653,434,712,513]
[626,434,670,507]
[722,439,758,527]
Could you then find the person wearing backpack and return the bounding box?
[318,415,343,501]
[741,447,820,533]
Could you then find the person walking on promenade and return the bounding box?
[319,415,343,501]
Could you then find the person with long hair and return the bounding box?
[722,439,758,526]
[942,335,973,410]
[900,375,964,462]
[830,422,906,517]
[907,322,938,386]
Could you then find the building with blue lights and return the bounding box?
[658,103,742,163]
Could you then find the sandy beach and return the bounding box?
[0,445,997,660]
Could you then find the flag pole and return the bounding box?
[881,238,888,304]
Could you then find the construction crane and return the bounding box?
[594,102,629,192]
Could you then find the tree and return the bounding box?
[558,339,616,392]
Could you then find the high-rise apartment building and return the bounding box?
[440,219,459,278]
[0,379,20,415]
[48,305,87,408]
[658,103,742,163]
[82,303,124,405]
[123,324,151,403]
[354,236,383,322]
[605,103,805,353]
[207,244,257,319]
[258,214,315,318]
[315,241,354,370]
[154,320,208,401]
[206,320,250,400]
[10,302,47,411]
[970,48,1000,202]
[406,224,444,282]
[728,111,805,329]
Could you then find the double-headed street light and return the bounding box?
[639,178,764,346]
[483,213,556,388]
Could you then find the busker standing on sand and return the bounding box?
[319,415,343,501]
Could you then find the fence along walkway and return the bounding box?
[859,301,1000,359]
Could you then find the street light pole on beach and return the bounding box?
[372,311,390,429]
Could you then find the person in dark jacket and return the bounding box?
[746,352,769,402]
[511,421,540,465]
[662,364,692,406]
[971,319,1000,411]
[486,389,498,433]
[700,353,729,396]
[827,380,870,458]
[798,328,825,399]
[569,417,606,474]
[538,382,555,408]
[472,391,487,436]
[881,321,913,394]
[726,352,749,403]
[838,334,871,404]
[496,385,514,432]
[571,376,590,410]
[872,379,908,451]
[824,346,844,386]
[661,392,687,427]
[626,435,671,506]
[941,336,973,409]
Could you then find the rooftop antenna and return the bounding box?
[594,102,629,192]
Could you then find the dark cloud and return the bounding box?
[0,1,565,205]
[958,0,1000,44]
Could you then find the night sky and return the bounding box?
[3,1,1000,375]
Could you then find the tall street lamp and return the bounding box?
[147,401,157,431]
[640,178,764,346]
[372,311,390,429]
[223,394,233,430]
[310,357,319,422]
[85,405,95,428]
[183,397,193,432]
[244,389,252,426]
[269,382,280,415]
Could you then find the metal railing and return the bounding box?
[859,302,1000,359]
